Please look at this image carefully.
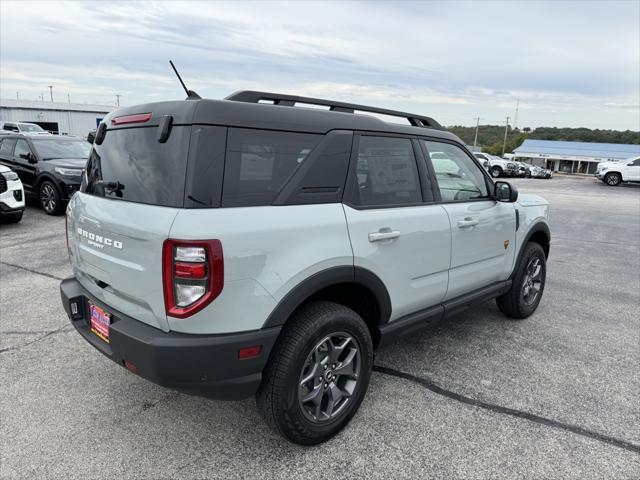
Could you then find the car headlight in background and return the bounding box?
[1,171,19,181]
[54,167,83,177]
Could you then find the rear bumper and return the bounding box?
[60,276,280,400]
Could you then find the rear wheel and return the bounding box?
[256,301,373,445]
[490,166,502,178]
[497,242,546,319]
[39,180,63,215]
[604,172,621,186]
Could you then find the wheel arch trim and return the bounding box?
[261,266,392,329]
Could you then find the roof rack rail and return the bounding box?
[225,90,444,130]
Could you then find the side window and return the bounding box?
[222,128,320,207]
[14,139,32,159]
[0,138,17,156]
[422,140,489,202]
[350,136,422,207]
[632,159,640,166]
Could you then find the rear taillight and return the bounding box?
[162,239,223,319]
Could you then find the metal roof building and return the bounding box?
[514,139,640,174]
[0,99,112,138]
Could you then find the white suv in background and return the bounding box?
[0,122,51,135]
[0,165,25,223]
[473,152,515,178]
[596,156,640,186]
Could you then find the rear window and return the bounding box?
[82,126,190,207]
[222,128,320,207]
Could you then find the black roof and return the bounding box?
[104,91,460,143]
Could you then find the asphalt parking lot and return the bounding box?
[1,176,639,479]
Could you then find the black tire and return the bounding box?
[1,211,23,223]
[256,301,373,445]
[490,166,502,178]
[497,242,546,319]
[604,172,621,186]
[39,180,64,215]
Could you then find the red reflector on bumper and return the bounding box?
[124,360,138,373]
[238,345,262,360]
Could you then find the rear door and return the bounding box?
[67,123,192,332]
[343,134,451,322]
[421,140,516,300]
[625,158,640,181]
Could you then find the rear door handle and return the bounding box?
[457,217,479,228]
[368,230,401,242]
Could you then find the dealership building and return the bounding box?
[0,99,112,138]
[513,139,640,174]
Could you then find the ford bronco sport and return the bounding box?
[60,91,550,445]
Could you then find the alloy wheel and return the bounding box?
[298,332,361,423]
[40,183,56,213]
[521,256,543,306]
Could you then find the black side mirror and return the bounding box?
[494,181,518,202]
[20,152,36,163]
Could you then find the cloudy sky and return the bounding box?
[1,1,638,129]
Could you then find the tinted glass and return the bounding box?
[14,139,32,158]
[32,138,91,160]
[0,138,16,155]
[632,159,640,166]
[82,126,190,207]
[422,140,489,202]
[352,136,421,207]
[222,128,320,207]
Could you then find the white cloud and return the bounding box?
[0,0,638,129]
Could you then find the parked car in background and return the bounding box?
[529,165,553,179]
[0,165,25,223]
[473,152,514,178]
[0,133,91,214]
[1,122,51,135]
[595,156,640,186]
[517,162,532,178]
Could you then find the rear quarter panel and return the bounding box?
[168,204,353,334]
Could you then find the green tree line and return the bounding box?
[447,125,640,156]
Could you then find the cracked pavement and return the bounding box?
[1,178,639,479]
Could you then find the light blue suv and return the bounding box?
[60,91,551,444]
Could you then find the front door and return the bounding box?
[421,139,516,300]
[12,139,37,194]
[343,135,451,322]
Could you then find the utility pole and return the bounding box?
[502,116,511,156]
[472,117,480,150]
[68,93,71,104]
[115,94,121,107]
[48,85,54,102]
[16,92,19,101]
[513,99,520,130]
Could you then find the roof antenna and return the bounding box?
[169,60,201,100]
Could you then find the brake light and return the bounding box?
[162,239,223,319]
[111,112,152,125]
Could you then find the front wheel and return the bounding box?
[490,166,502,178]
[497,242,546,319]
[256,301,373,445]
[39,180,64,215]
[604,173,621,186]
